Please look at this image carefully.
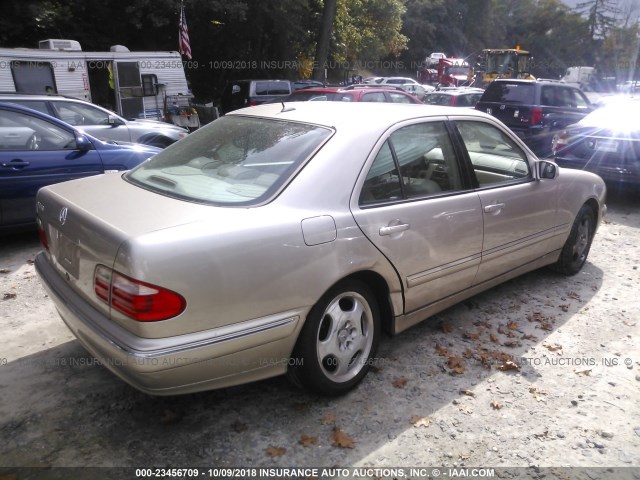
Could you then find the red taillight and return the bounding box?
[553,130,569,155]
[36,219,49,251]
[249,100,258,106]
[94,265,186,322]
[531,107,543,125]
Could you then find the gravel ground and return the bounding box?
[0,189,639,480]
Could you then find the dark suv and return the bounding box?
[475,79,593,157]
[220,80,292,114]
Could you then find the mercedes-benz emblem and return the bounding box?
[59,207,68,225]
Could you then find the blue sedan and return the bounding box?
[0,103,160,230]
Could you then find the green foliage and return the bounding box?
[0,0,638,98]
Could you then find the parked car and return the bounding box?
[220,79,292,114]
[292,79,325,90]
[0,94,188,148]
[475,79,593,157]
[422,88,484,108]
[378,77,435,100]
[35,102,605,397]
[0,103,159,231]
[553,97,640,187]
[283,85,423,104]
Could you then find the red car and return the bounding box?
[285,85,423,104]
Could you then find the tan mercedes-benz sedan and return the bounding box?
[35,102,606,396]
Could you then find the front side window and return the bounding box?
[126,116,332,206]
[0,109,76,151]
[360,121,463,205]
[455,121,530,187]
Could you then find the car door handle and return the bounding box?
[1,160,31,169]
[484,203,505,214]
[379,223,410,236]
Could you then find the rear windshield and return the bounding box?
[481,83,535,104]
[126,116,332,206]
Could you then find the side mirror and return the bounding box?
[108,114,123,126]
[75,134,91,151]
[536,160,558,180]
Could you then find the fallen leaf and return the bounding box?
[490,400,503,410]
[3,292,17,300]
[543,343,563,352]
[503,341,519,348]
[529,386,548,401]
[498,360,520,372]
[299,435,317,447]
[440,322,453,333]
[527,312,546,322]
[575,368,592,376]
[490,333,500,344]
[533,430,549,439]
[392,377,407,388]
[464,331,481,340]
[435,344,449,356]
[507,321,519,330]
[330,427,355,448]
[458,404,473,414]
[265,446,286,457]
[321,413,336,425]
[567,291,580,300]
[539,322,554,331]
[521,334,538,341]
[447,356,465,374]
[463,348,474,358]
[410,416,432,428]
[459,389,475,397]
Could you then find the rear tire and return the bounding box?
[288,279,380,396]
[553,205,595,275]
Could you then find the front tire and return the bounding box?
[288,279,380,396]
[553,205,595,275]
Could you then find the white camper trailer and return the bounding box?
[0,39,199,128]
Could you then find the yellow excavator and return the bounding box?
[474,47,535,87]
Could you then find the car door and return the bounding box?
[351,119,483,314]
[50,101,132,143]
[453,119,559,284]
[0,107,104,226]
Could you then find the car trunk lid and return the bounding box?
[36,173,213,319]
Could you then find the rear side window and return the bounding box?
[481,83,534,104]
[360,121,463,205]
[126,116,331,206]
[255,81,291,95]
[5,100,50,116]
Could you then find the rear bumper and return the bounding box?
[35,252,302,395]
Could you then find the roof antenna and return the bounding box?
[280,101,295,113]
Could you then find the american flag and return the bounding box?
[179,3,192,60]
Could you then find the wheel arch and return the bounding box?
[327,270,396,337]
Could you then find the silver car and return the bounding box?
[0,94,189,147]
[35,102,606,396]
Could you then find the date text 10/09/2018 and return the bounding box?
[134,467,496,478]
